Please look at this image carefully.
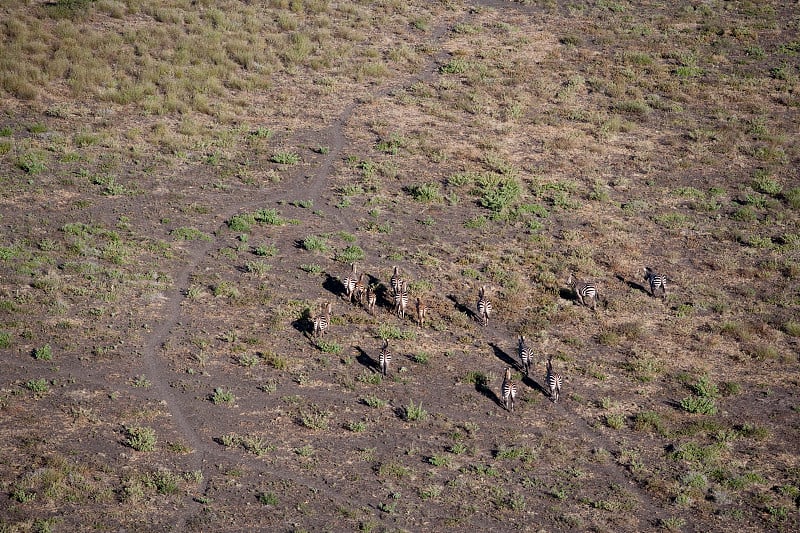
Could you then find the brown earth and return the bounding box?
[1,1,799,532]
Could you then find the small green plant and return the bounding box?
[362,395,387,408]
[316,340,342,354]
[605,413,626,430]
[259,491,278,505]
[254,208,287,225]
[299,263,323,274]
[291,199,313,208]
[130,375,152,388]
[25,378,49,395]
[752,171,782,195]
[680,395,717,415]
[11,488,36,503]
[693,375,719,399]
[302,235,328,253]
[407,182,442,202]
[125,426,157,451]
[33,344,53,361]
[171,227,212,241]
[271,151,300,164]
[210,387,236,405]
[335,245,365,263]
[300,405,330,430]
[427,454,451,467]
[347,421,367,432]
[17,152,46,174]
[402,401,427,422]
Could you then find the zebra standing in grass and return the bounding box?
[644,267,667,300]
[477,285,492,326]
[501,367,517,412]
[567,273,598,310]
[546,355,562,403]
[313,302,331,338]
[354,272,367,305]
[395,280,409,319]
[390,266,402,297]
[518,335,534,376]
[416,297,428,327]
[343,263,358,302]
[379,339,391,376]
[366,285,377,315]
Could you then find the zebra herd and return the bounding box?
[310,263,669,411]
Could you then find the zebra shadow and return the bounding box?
[474,376,502,408]
[291,309,314,340]
[615,274,648,295]
[522,374,547,396]
[354,346,380,373]
[322,273,344,299]
[446,294,476,322]
[489,342,521,372]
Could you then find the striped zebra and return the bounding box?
[518,335,534,376]
[395,280,409,319]
[390,266,402,297]
[366,285,377,315]
[416,297,428,327]
[354,272,367,305]
[477,285,492,326]
[313,302,331,338]
[644,267,667,299]
[567,273,598,310]
[546,355,562,403]
[379,339,390,376]
[343,263,358,302]
[501,367,517,412]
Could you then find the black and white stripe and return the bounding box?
[546,356,562,403]
[313,301,331,338]
[343,263,358,302]
[379,339,391,376]
[518,335,534,376]
[366,285,377,315]
[390,266,402,297]
[416,297,428,327]
[567,273,598,310]
[501,367,517,412]
[354,272,367,305]
[395,280,408,319]
[477,285,492,326]
[644,267,667,299]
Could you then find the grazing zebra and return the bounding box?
[379,339,390,376]
[567,273,598,310]
[501,367,517,412]
[313,302,331,338]
[354,272,367,305]
[366,285,377,315]
[394,281,409,319]
[343,263,358,302]
[477,285,492,326]
[518,335,534,376]
[390,266,402,297]
[644,267,667,299]
[416,297,428,327]
[546,355,562,403]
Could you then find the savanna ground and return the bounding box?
[1,0,799,531]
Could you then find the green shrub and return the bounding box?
[408,182,442,202]
[680,395,717,415]
[125,426,157,451]
[302,235,328,253]
[33,344,53,361]
[211,387,235,405]
[271,151,300,164]
[403,401,427,422]
[335,245,365,263]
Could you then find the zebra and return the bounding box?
[395,280,409,319]
[644,267,667,299]
[390,266,402,297]
[366,285,377,315]
[518,335,534,376]
[546,355,562,403]
[354,272,367,305]
[343,263,358,302]
[477,285,492,326]
[313,301,331,338]
[501,367,517,412]
[567,273,598,310]
[416,297,428,327]
[379,339,390,376]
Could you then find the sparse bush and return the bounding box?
[362,396,387,408]
[605,413,626,430]
[302,235,328,253]
[408,182,442,202]
[210,387,236,405]
[335,245,365,263]
[271,151,300,165]
[125,426,156,452]
[33,344,53,361]
[300,405,330,430]
[403,401,427,422]
[680,395,717,415]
